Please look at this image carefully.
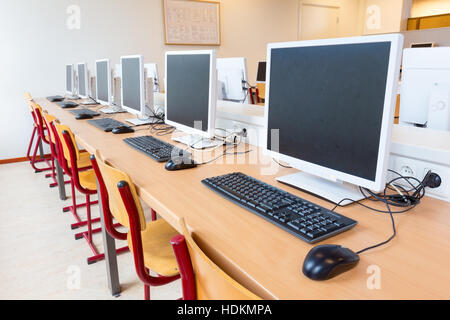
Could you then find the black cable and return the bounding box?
[272,158,293,169]
[331,170,431,255]
[197,145,253,166]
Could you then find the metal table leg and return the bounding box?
[96,179,121,296]
[38,140,45,159]
[55,159,67,201]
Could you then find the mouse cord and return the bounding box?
[331,170,430,255]
[355,199,397,255]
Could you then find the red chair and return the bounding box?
[171,218,261,300]
[42,112,71,189]
[24,92,38,164]
[29,103,53,174]
[92,150,180,300]
[48,121,96,230]
[52,123,107,264]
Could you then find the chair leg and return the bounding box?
[27,127,37,162]
[144,268,151,300]
[30,137,52,173]
[64,181,99,229]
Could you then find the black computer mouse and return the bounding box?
[112,126,135,134]
[76,113,94,120]
[302,244,360,281]
[165,157,198,171]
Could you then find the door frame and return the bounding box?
[298,0,341,40]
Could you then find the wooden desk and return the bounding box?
[37,98,450,299]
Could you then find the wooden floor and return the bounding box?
[0,162,181,300]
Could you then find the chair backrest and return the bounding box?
[172,218,261,300]
[92,150,146,230]
[90,152,128,241]
[24,92,34,111]
[43,113,56,144]
[32,103,48,139]
[54,123,80,162]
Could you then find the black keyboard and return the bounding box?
[57,101,79,108]
[123,136,190,162]
[202,172,357,243]
[88,118,127,132]
[70,109,100,117]
[47,95,65,102]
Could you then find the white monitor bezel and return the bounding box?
[165,50,217,139]
[66,64,75,95]
[77,62,89,99]
[95,59,112,106]
[120,55,145,116]
[216,57,248,102]
[264,34,404,193]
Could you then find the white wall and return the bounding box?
[412,0,450,17]
[0,0,299,160]
[361,0,412,34]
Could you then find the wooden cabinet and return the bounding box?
[408,13,450,30]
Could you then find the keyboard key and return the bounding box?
[201,172,358,243]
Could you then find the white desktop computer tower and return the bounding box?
[400,48,450,132]
[113,77,122,107]
[90,76,96,99]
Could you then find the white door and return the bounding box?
[300,4,339,40]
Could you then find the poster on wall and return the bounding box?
[162,0,221,46]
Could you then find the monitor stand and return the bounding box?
[276,171,366,206]
[99,105,125,114]
[172,134,224,150]
[66,94,80,100]
[126,117,161,126]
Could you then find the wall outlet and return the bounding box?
[390,155,449,202]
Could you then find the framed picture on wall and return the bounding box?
[162,0,221,46]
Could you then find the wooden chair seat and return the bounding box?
[127,219,180,277]
[78,170,98,190]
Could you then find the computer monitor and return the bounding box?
[217,57,248,103]
[411,42,435,48]
[257,61,267,83]
[120,55,145,116]
[77,62,89,99]
[265,34,403,204]
[165,50,217,139]
[399,47,450,131]
[95,59,111,106]
[66,64,75,95]
[144,63,160,93]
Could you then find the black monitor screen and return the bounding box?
[166,54,211,132]
[267,42,391,182]
[96,61,109,102]
[66,65,72,92]
[122,57,142,112]
[257,62,267,82]
[78,64,87,97]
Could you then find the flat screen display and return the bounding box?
[267,42,391,181]
[96,61,109,103]
[166,54,211,132]
[121,57,142,112]
[78,64,87,97]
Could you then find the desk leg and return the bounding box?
[96,179,121,297]
[55,160,67,201]
[38,140,44,160]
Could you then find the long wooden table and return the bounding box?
[38,98,450,300]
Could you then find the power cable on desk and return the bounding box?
[197,145,253,166]
[331,169,433,255]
